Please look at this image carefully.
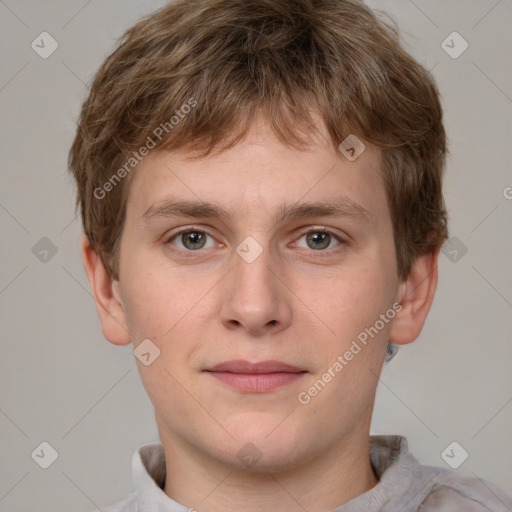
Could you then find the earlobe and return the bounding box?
[80,235,131,346]
[389,249,440,345]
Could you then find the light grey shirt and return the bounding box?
[100,435,512,511]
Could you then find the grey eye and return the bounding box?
[305,232,331,250]
[170,230,215,251]
[295,231,341,251]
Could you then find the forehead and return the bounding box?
[124,118,389,229]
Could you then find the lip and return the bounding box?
[206,359,305,374]
[204,360,307,392]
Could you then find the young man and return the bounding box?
[68,0,512,510]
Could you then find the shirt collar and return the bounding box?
[132,443,189,511]
[333,435,416,511]
[132,435,415,511]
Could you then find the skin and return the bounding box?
[82,114,439,512]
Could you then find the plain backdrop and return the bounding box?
[0,1,511,510]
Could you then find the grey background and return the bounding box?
[0,1,511,510]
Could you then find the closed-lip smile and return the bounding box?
[204,359,308,392]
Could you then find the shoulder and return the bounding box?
[369,435,512,512]
[418,470,512,512]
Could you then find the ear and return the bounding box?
[80,234,131,346]
[389,249,439,345]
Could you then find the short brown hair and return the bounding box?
[68,0,448,282]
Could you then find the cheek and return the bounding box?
[300,272,391,416]
[119,257,215,364]
[121,276,168,340]
[311,263,394,338]
[117,297,163,362]
[119,249,187,335]
[119,267,203,408]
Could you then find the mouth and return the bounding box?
[203,359,308,392]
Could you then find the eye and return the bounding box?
[166,229,216,251]
[294,229,344,251]
[165,227,345,253]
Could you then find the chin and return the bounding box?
[224,441,308,473]
[218,419,309,470]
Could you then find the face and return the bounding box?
[108,116,407,471]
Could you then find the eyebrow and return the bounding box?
[141,197,371,225]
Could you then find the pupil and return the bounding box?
[184,232,205,249]
[308,232,330,250]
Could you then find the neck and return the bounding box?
[158,411,379,511]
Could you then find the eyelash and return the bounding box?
[164,226,347,255]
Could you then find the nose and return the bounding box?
[219,239,292,337]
